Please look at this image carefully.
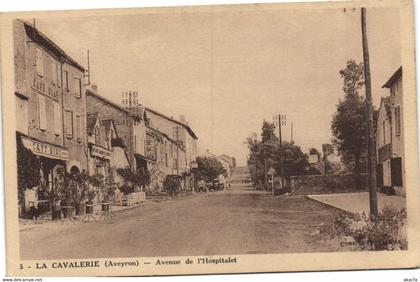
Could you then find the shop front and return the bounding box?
[88,144,112,204]
[18,134,69,217]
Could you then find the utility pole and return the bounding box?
[290,122,293,143]
[275,114,286,191]
[361,7,378,216]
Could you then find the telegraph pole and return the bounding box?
[276,114,285,191]
[290,122,293,143]
[361,8,378,216]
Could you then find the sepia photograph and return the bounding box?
[0,0,419,277]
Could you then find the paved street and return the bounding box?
[20,167,344,260]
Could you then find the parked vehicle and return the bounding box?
[197,180,207,192]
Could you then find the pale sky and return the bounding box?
[32,6,401,166]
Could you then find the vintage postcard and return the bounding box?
[0,0,419,277]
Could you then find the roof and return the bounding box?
[382,66,402,88]
[19,19,85,72]
[146,125,185,150]
[86,113,100,135]
[102,119,119,139]
[145,107,198,139]
[86,89,129,114]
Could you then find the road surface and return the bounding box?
[20,167,343,260]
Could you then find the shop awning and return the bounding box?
[134,153,156,164]
[21,135,68,161]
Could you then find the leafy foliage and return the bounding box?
[163,175,182,196]
[16,134,41,205]
[333,205,407,251]
[101,174,119,202]
[246,121,309,188]
[195,156,227,182]
[116,167,151,190]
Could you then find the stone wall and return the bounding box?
[290,174,368,195]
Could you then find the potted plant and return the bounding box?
[101,174,118,212]
[50,167,66,221]
[71,171,89,216]
[60,187,75,219]
[85,189,96,214]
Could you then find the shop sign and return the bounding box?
[21,136,68,160]
[31,77,59,101]
[91,145,112,160]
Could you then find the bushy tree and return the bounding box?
[331,60,367,180]
[246,121,309,188]
[274,142,309,176]
[16,134,41,209]
[195,156,227,182]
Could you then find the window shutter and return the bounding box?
[65,110,73,138]
[38,95,46,130]
[75,115,81,141]
[53,102,61,135]
[391,157,403,186]
[35,47,44,76]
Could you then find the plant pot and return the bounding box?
[85,201,94,214]
[61,206,73,218]
[51,207,61,221]
[75,203,85,216]
[101,202,111,212]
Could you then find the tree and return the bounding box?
[16,134,41,213]
[261,120,278,143]
[195,156,227,182]
[273,142,309,177]
[331,60,367,183]
[246,121,309,189]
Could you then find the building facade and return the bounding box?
[376,66,405,196]
[14,19,87,214]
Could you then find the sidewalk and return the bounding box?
[19,192,198,232]
[307,192,406,214]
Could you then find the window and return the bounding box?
[75,115,81,142]
[53,101,61,136]
[75,77,82,98]
[64,70,69,92]
[35,47,44,77]
[65,110,73,138]
[395,105,401,136]
[38,95,46,131]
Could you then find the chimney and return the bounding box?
[179,114,186,123]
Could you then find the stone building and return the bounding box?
[145,109,198,172]
[376,66,405,196]
[14,19,87,214]
[144,108,198,191]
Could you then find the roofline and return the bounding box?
[86,89,129,113]
[382,66,402,88]
[146,125,186,151]
[102,118,120,139]
[18,19,85,72]
[145,107,198,139]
